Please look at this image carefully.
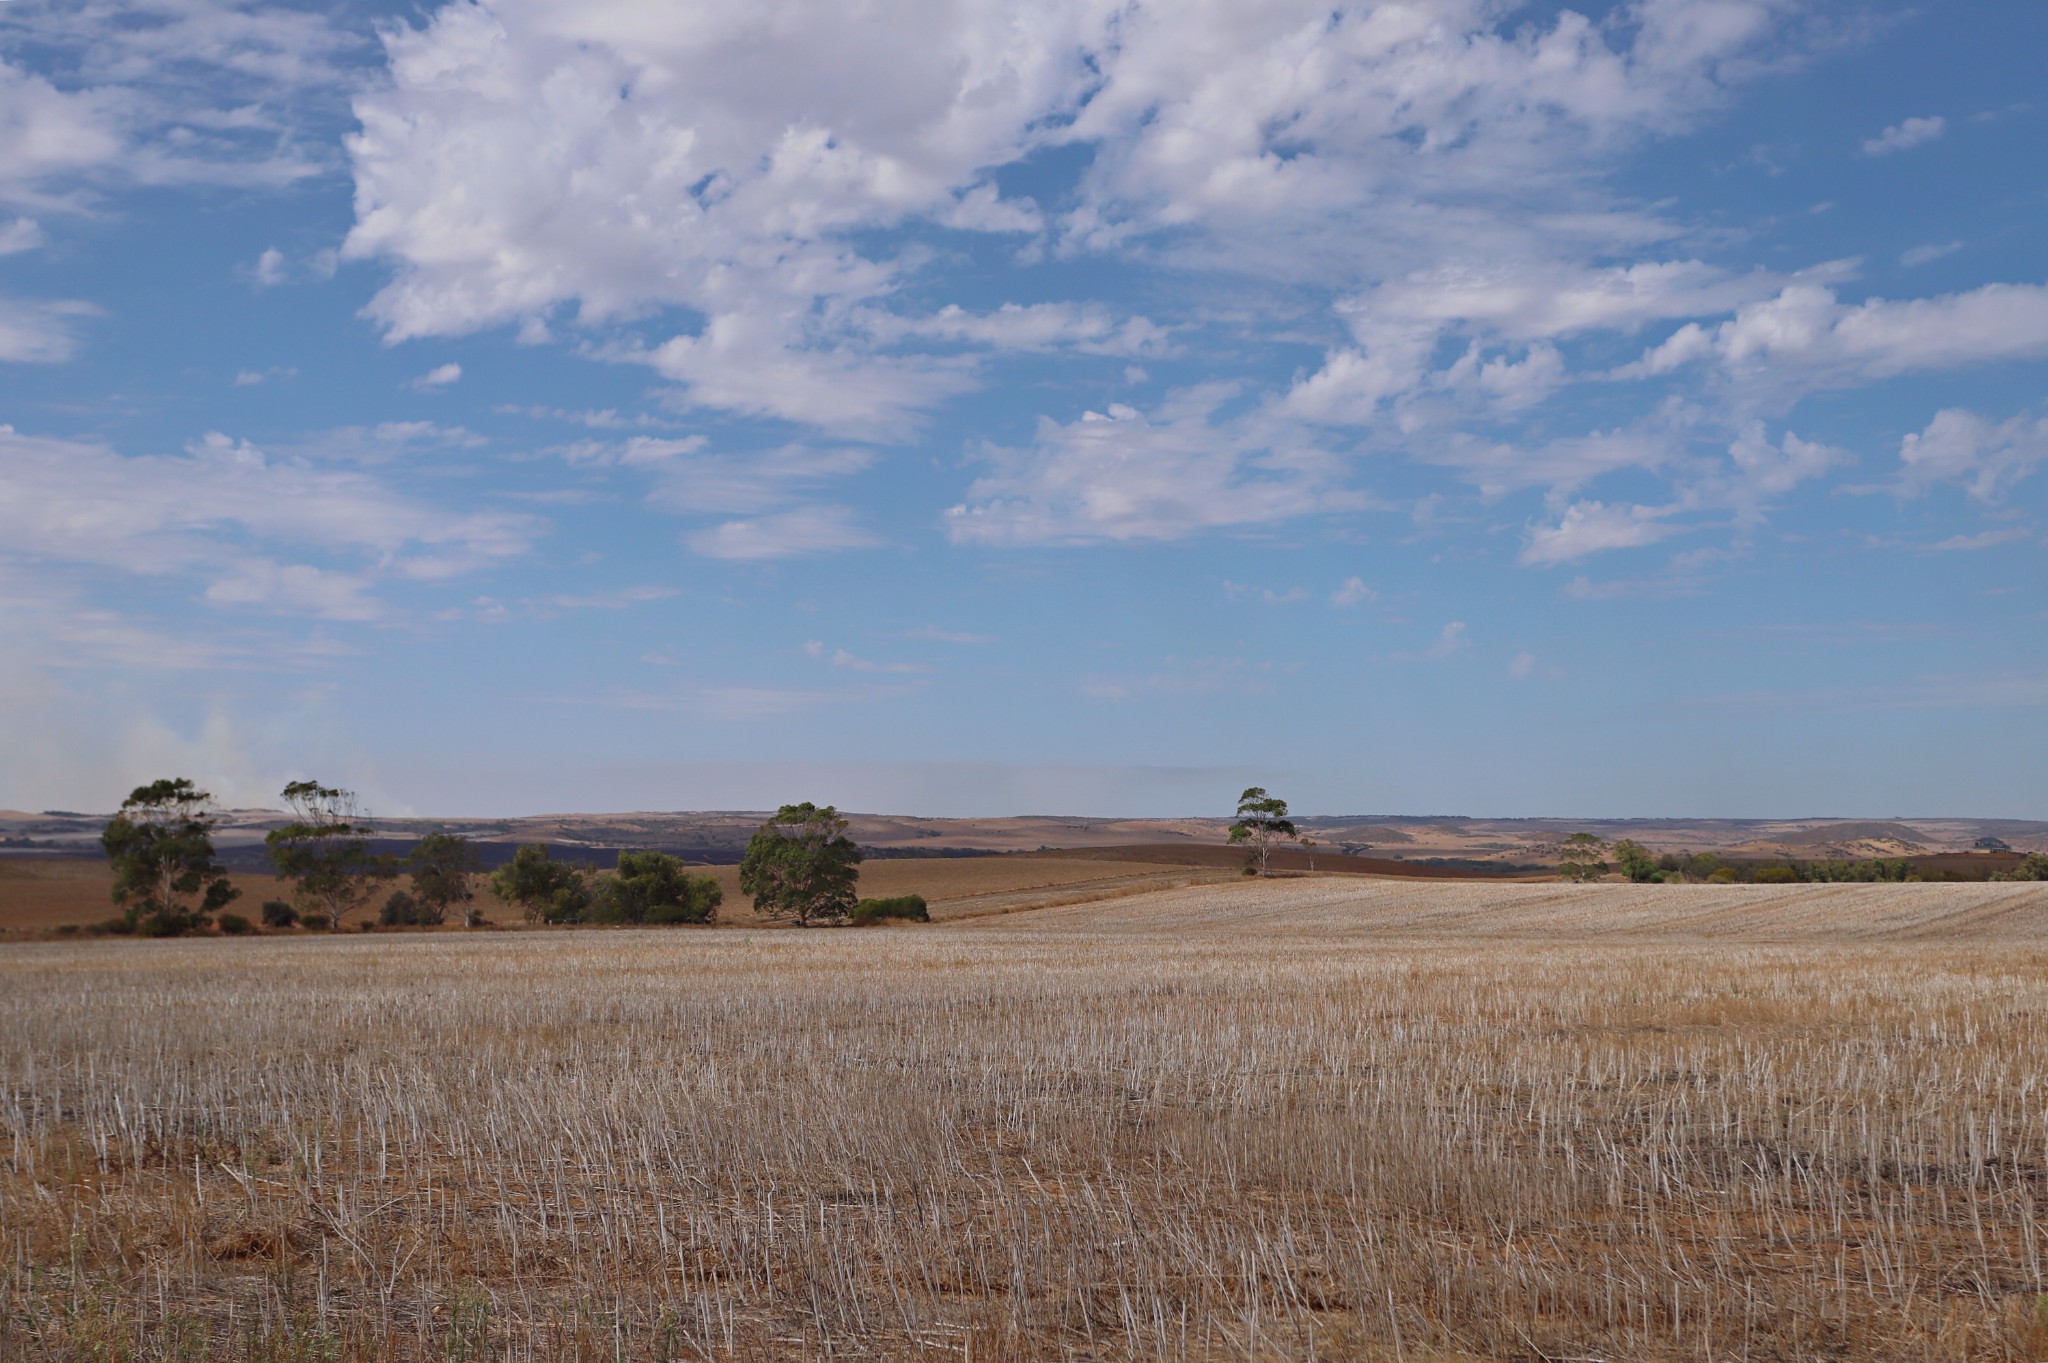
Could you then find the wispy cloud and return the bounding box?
[1862,115,1945,157]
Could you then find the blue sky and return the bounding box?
[1,0,2043,819]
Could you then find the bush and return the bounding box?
[216,913,253,935]
[590,851,722,925]
[88,916,134,936]
[54,923,80,936]
[490,845,594,924]
[260,899,299,928]
[1754,865,1803,884]
[379,889,446,927]
[851,894,929,924]
[299,913,329,930]
[1683,853,1726,881]
[1992,853,2048,883]
[1707,868,1740,884]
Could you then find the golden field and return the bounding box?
[4,878,2048,1361]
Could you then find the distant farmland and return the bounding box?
[5,877,2048,1361]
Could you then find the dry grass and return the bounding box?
[4,879,2048,1361]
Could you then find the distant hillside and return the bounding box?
[4,808,2043,867]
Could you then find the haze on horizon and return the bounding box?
[1,0,2042,821]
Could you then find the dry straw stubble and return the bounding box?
[3,878,2048,1360]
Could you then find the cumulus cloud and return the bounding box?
[1628,281,2048,383]
[1861,115,1944,157]
[1896,408,2048,502]
[1521,500,1676,566]
[339,0,1812,436]
[946,389,1346,546]
[252,246,287,288]
[1331,577,1376,607]
[410,361,462,390]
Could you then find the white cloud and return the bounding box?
[947,388,1346,546]
[0,296,95,362]
[824,648,926,675]
[410,361,462,390]
[1508,651,1538,680]
[252,246,287,288]
[1862,115,1944,157]
[203,558,384,621]
[685,505,883,560]
[1330,576,1375,607]
[339,0,1816,436]
[1723,422,1844,510]
[1629,281,2048,383]
[0,3,357,207]
[0,217,44,254]
[1392,621,1469,662]
[1896,408,2048,502]
[1521,500,1676,567]
[867,302,1171,357]
[1899,241,1961,268]
[0,424,540,609]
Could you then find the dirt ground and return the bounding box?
[0,853,1239,935]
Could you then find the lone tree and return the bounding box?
[592,851,722,925]
[489,844,593,923]
[101,778,239,936]
[1611,838,1657,883]
[265,780,394,930]
[1557,832,1609,883]
[740,803,863,926]
[409,832,484,927]
[1227,787,1299,876]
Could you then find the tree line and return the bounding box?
[93,780,927,936]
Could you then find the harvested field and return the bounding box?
[4,880,2048,1361]
[0,854,1233,934]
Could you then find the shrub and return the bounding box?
[851,894,929,924]
[591,851,722,925]
[379,889,446,927]
[1683,853,1726,881]
[216,912,253,935]
[299,913,329,930]
[260,899,299,929]
[1992,853,2048,883]
[1754,865,1803,884]
[1612,839,1657,883]
[88,916,134,936]
[1707,868,1740,884]
[490,845,594,924]
[54,923,80,936]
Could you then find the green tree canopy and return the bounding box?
[265,780,395,930]
[1557,832,1609,883]
[592,851,722,925]
[100,778,239,936]
[409,832,483,926]
[1611,839,1657,883]
[1226,787,1299,877]
[739,803,863,926]
[489,844,593,923]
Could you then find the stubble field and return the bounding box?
[4,878,2048,1361]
